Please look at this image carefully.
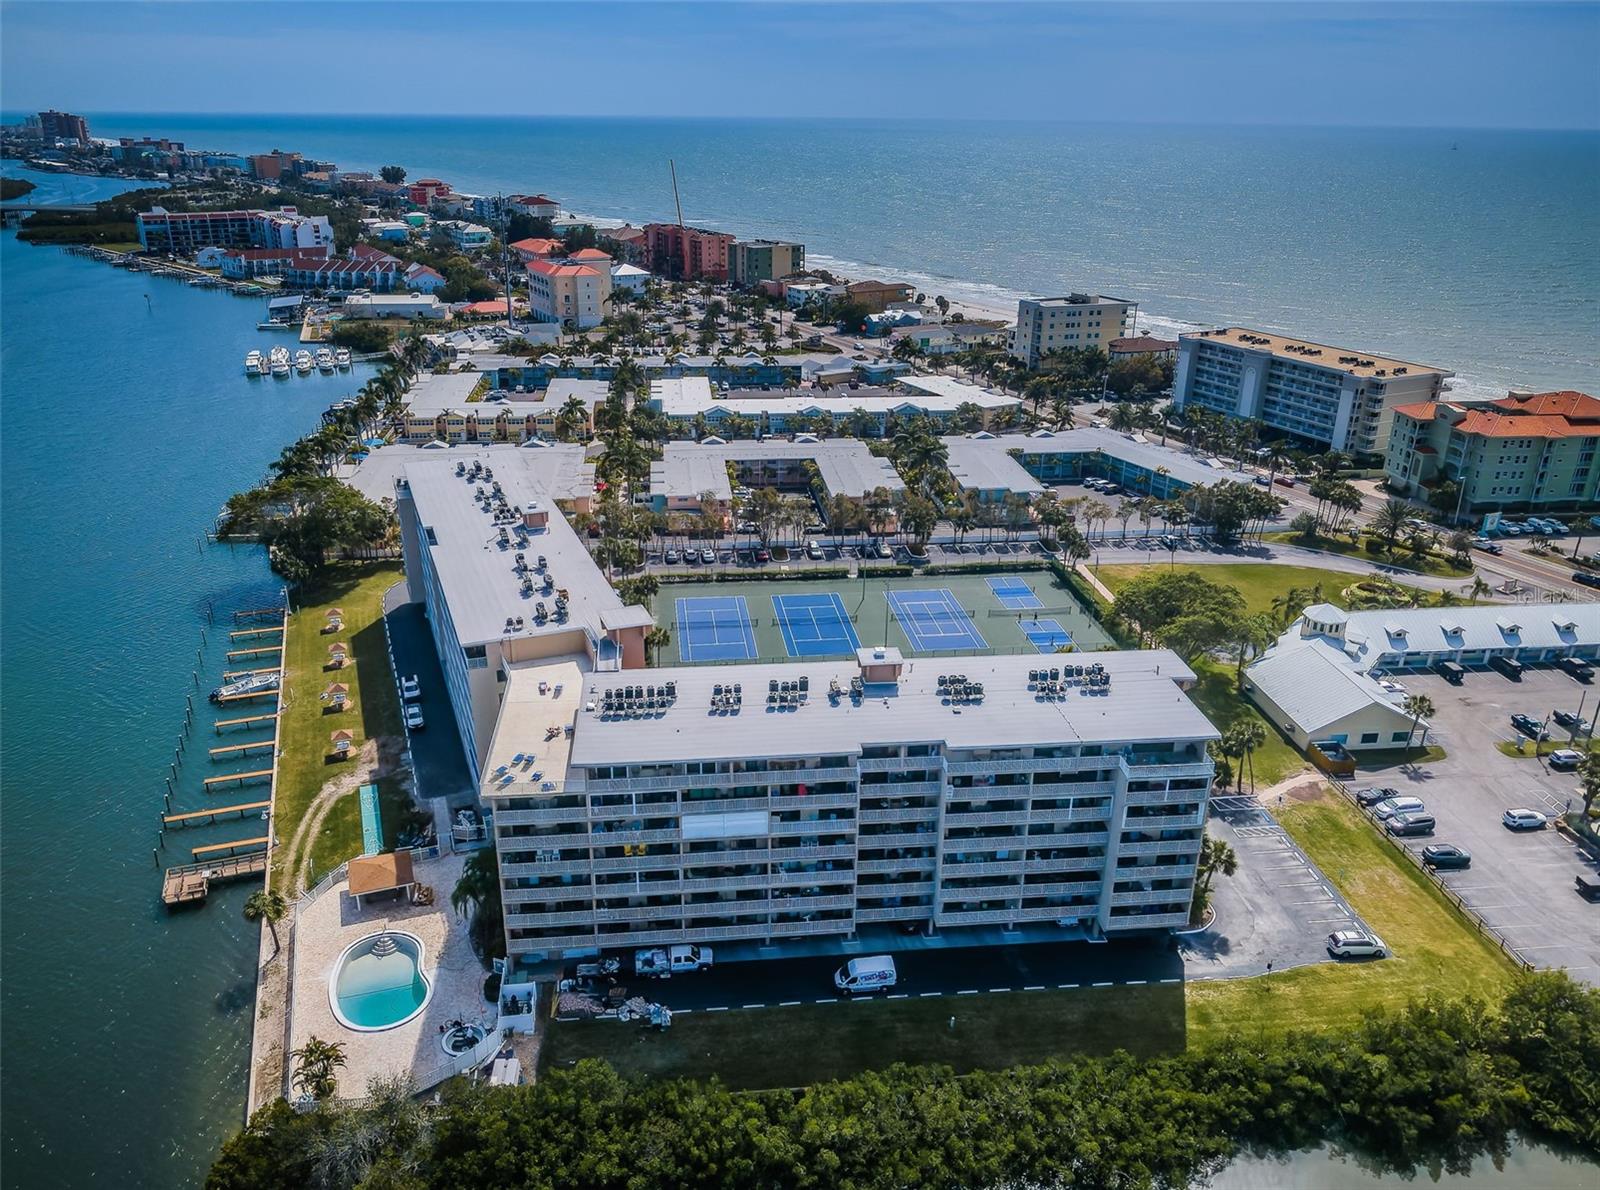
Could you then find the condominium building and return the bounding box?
[1010,294,1137,368]
[384,453,652,783]
[644,223,735,281]
[485,647,1214,968]
[38,109,89,143]
[647,434,906,523]
[527,254,613,329]
[436,220,493,251]
[729,239,806,287]
[136,206,334,255]
[1385,390,1600,517]
[1173,327,1451,456]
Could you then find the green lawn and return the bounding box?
[1097,560,1429,619]
[1185,785,1520,1038]
[1185,657,1306,786]
[544,982,1186,1088]
[1262,531,1473,579]
[1495,737,1600,759]
[272,563,407,887]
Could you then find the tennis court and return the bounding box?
[773,592,862,657]
[1019,617,1074,653]
[675,595,758,662]
[886,588,988,652]
[986,576,1043,610]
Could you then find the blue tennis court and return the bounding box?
[675,595,757,662]
[986,576,1043,610]
[887,588,988,652]
[773,592,861,657]
[1020,618,1074,653]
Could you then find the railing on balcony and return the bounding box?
[1020,880,1103,898]
[593,904,682,923]
[858,807,940,825]
[1123,810,1206,830]
[1124,786,1208,806]
[938,859,1025,877]
[936,908,1016,926]
[857,906,932,923]
[767,843,856,861]
[944,809,1030,827]
[1030,780,1117,799]
[937,881,1022,900]
[1110,863,1195,881]
[503,884,595,904]
[855,879,934,897]
[859,780,943,798]
[1121,760,1214,781]
[507,933,596,953]
[1116,837,1203,857]
[1028,805,1111,824]
[1110,888,1191,907]
[769,791,858,811]
[857,832,937,849]
[1105,910,1191,929]
[768,817,856,836]
[856,857,936,874]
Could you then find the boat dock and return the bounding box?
[226,645,282,661]
[161,851,269,907]
[229,626,283,641]
[215,712,277,732]
[163,800,271,827]
[209,738,275,759]
[204,768,273,789]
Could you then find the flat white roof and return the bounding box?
[569,650,1212,767]
[348,442,595,506]
[942,430,1256,494]
[403,371,485,414]
[650,440,905,503]
[894,374,1019,409]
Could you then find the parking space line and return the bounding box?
[1160,977,1182,984]
[1058,983,1079,989]
[706,1006,728,1013]
[675,1008,693,1015]
[742,1003,764,1009]
[1308,916,1353,923]
[988,986,1011,993]
[1023,985,1045,991]
[1126,979,1146,985]
[813,998,836,1005]
[1288,898,1337,905]
[887,994,907,1000]
[1091,981,1113,987]
[920,991,942,998]
[778,1000,801,1007]
[957,989,979,996]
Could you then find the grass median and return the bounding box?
[273,562,407,888]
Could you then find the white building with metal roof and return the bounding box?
[484,646,1218,969]
[942,430,1256,504]
[648,439,904,523]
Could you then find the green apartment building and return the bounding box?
[729,239,805,287]
[1385,390,1600,520]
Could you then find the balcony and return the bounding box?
[860,781,942,797]
[1120,759,1213,782]
[1110,864,1195,881]
[503,884,594,904]
[856,857,936,875]
[1123,809,1206,830]
[1014,904,1098,922]
[770,791,857,811]
[679,796,774,815]
[1029,805,1110,824]
[1110,888,1190,907]
[944,809,1029,828]
[769,817,855,836]
[857,906,930,923]
[500,859,591,877]
[591,853,679,873]
[771,867,855,887]
[1022,880,1103,897]
[676,873,773,893]
[1105,911,1190,930]
[858,832,938,849]
[855,879,933,898]
[589,827,681,847]
[937,881,1022,900]
[1029,830,1110,850]
[1031,780,1116,798]
[938,859,1025,877]
[937,908,1017,926]
[1115,838,1201,857]
[506,933,596,953]
[1124,787,1208,806]
[859,807,940,825]
[493,805,589,827]
[768,843,856,861]
[856,755,912,772]
[593,904,683,923]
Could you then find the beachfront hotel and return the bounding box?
[485,647,1215,968]
[644,223,735,281]
[1010,294,1137,368]
[1384,390,1600,516]
[1172,327,1451,456]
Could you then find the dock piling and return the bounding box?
[153,849,160,868]
[165,775,174,797]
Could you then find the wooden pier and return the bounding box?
[192,836,270,859]
[209,738,275,759]
[214,712,277,732]
[163,800,270,827]
[233,607,286,624]
[204,768,273,789]
[214,687,279,704]
[221,664,282,680]
[226,645,282,660]
[229,626,283,641]
[162,851,269,906]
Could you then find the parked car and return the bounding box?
[1433,660,1466,683]
[1548,749,1585,770]
[634,944,713,977]
[874,540,893,559]
[805,540,824,560]
[1273,475,1296,487]
[1373,796,1425,821]
[1557,656,1595,681]
[1502,807,1549,831]
[1386,812,1436,837]
[403,703,425,731]
[1421,843,1472,870]
[1471,537,1503,555]
[400,675,421,702]
[664,549,680,564]
[700,547,715,564]
[1355,786,1401,807]
[1552,710,1592,733]
[1510,712,1548,740]
[755,549,771,564]
[1327,930,1387,959]
[1489,656,1526,681]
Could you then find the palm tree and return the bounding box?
[1224,721,1269,792]
[243,889,288,956]
[1465,575,1492,605]
[291,1036,347,1100]
[450,849,504,959]
[1191,833,1239,925]
[644,625,671,664]
[1402,693,1436,750]
[1230,614,1276,691]
[1371,497,1411,553]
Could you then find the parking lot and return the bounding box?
[383,591,475,803]
[1356,666,1600,983]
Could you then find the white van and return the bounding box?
[834,954,897,993]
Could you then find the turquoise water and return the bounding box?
[332,935,429,1029]
[0,163,161,206]
[59,114,1600,398]
[0,228,373,1188]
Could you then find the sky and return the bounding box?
[2,1,1598,129]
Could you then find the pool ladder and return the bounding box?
[370,933,398,958]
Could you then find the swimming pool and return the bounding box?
[328,931,432,1031]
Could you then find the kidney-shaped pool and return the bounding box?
[328,931,432,1031]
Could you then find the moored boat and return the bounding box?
[315,347,335,372]
[269,345,291,376]
[334,347,352,369]
[244,349,263,375]
[294,350,314,374]
[209,671,281,703]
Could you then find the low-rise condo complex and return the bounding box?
[1010,294,1137,368]
[1384,390,1600,515]
[1173,327,1451,456]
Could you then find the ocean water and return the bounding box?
[64,113,1600,398]
[0,232,373,1188]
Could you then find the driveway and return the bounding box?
[1356,668,1600,983]
[383,591,475,803]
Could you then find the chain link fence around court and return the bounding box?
[654,569,1116,666]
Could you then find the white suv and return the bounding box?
[1327,930,1387,959]
[400,675,421,702]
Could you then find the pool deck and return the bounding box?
[286,849,495,1099]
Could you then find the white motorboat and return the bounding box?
[334,347,352,369]
[244,349,263,376]
[256,355,271,376]
[294,350,314,374]
[270,345,291,376]
[209,671,281,703]
[315,347,336,372]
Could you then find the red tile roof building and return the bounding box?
[1386,391,1600,517]
[510,237,565,264]
[1109,336,1179,358]
[644,223,734,281]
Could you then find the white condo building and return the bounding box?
[483,647,1216,970]
[1010,294,1137,368]
[1172,327,1451,456]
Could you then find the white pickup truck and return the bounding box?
[634,944,714,977]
